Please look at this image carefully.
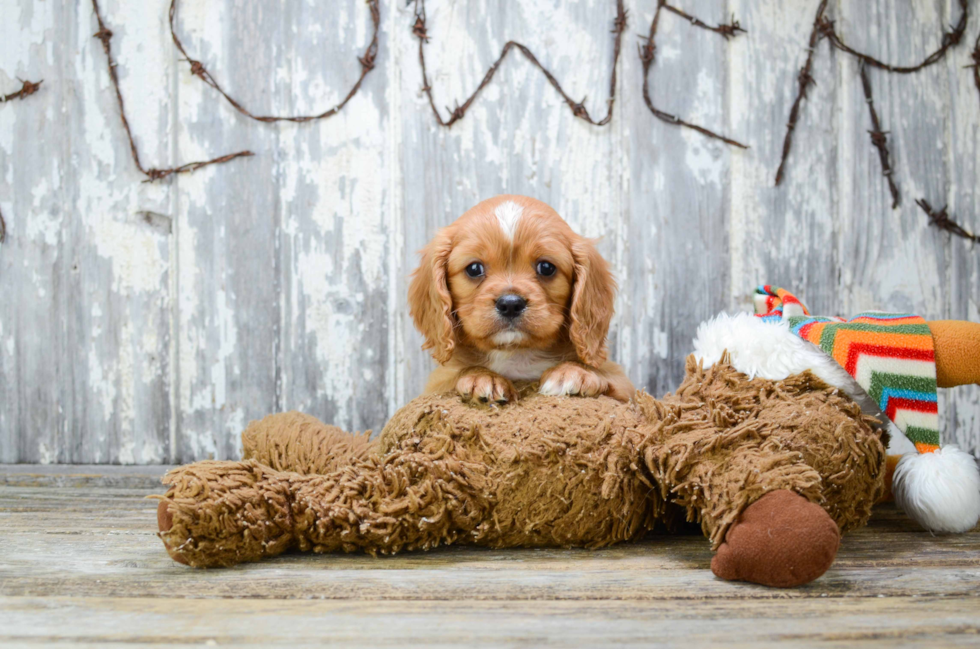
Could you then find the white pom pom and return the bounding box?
[893,446,980,533]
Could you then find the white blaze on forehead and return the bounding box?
[494,201,524,241]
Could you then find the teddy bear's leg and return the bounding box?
[927,320,980,387]
[643,358,887,587]
[647,435,840,587]
[241,411,378,475]
[709,490,840,587]
[156,460,295,568]
[289,451,492,556]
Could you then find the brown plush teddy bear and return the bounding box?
[156,287,980,588]
[157,357,879,587]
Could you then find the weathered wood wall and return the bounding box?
[1,0,978,464]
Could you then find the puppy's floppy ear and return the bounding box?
[568,236,615,367]
[409,228,456,364]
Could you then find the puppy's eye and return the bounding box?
[465,262,485,278]
[536,260,557,277]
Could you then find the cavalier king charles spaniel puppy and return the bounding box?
[409,195,634,403]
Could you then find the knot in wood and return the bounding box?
[613,8,628,33]
[797,68,815,91]
[638,40,656,66]
[359,50,377,71]
[412,16,429,42]
[717,19,744,39]
[942,29,963,48]
[188,60,207,80]
[93,27,113,45]
[19,79,41,97]
[816,17,835,39]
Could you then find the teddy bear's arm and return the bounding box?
[291,451,493,556]
[156,460,295,567]
[158,452,495,567]
[242,411,377,475]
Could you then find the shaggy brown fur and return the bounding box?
[157,358,886,570]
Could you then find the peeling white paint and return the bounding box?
[2,0,979,464]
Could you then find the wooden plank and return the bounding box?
[942,0,980,456]
[619,0,734,394]
[0,464,169,488]
[3,0,980,461]
[275,0,392,435]
[391,0,626,403]
[1,0,175,463]
[2,475,980,646]
[2,479,979,601]
[727,0,840,315]
[1,596,979,647]
[834,0,948,318]
[0,1,63,463]
[172,0,281,462]
[834,0,980,454]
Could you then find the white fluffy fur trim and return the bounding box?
[693,312,880,410]
[893,446,980,533]
[693,312,920,454]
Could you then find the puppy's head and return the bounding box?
[409,195,615,366]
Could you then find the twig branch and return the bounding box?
[818,0,967,74]
[916,198,979,244]
[776,0,968,194]
[1,77,45,243]
[661,3,744,39]
[639,1,748,148]
[775,0,829,186]
[970,32,980,104]
[91,0,252,181]
[169,0,380,124]
[413,0,627,127]
[859,64,899,209]
[1,78,42,104]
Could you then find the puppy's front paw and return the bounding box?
[456,368,518,404]
[539,362,609,398]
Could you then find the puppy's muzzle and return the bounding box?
[495,294,527,320]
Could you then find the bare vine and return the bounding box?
[775,0,828,186]
[639,0,747,148]
[859,64,899,208]
[818,1,967,74]
[776,0,968,202]
[168,0,381,123]
[1,78,44,243]
[412,0,627,127]
[971,32,980,102]
[91,0,252,181]
[916,199,979,244]
[1,79,42,104]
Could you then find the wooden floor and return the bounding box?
[1,466,979,648]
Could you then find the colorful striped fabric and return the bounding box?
[753,286,940,454]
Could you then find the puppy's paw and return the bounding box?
[539,362,609,398]
[456,368,518,404]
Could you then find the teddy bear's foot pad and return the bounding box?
[157,500,189,565]
[711,490,840,588]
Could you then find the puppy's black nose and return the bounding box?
[496,294,527,319]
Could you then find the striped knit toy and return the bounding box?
[753,286,941,454]
[692,287,980,534]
